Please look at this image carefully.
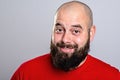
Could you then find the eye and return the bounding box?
[72,29,81,35]
[55,28,64,34]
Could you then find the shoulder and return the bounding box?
[87,55,119,71]
[20,53,51,68]
[87,55,120,78]
[14,53,51,73]
[11,53,51,80]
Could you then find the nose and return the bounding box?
[62,32,71,43]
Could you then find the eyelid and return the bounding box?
[54,27,64,34]
[71,28,81,35]
[72,24,83,30]
[55,22,65,31]
[72,27,81,32]
[55,25,64,31]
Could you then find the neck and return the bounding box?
[76,55,88,69]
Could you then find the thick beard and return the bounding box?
[50,37,90,71]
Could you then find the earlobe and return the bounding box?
[90,25,96,42]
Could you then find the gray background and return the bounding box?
[0,0,120,80]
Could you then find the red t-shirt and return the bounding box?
[11,53,120,80]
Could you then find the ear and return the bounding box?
[90,25,96,42]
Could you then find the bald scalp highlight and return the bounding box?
[56,1,93,28]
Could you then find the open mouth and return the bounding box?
[60,47,74,53]
[56,42,78,53]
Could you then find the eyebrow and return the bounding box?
[72,24,83,30]
[55,22,83,30]
[55,23,62,26]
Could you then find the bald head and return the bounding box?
[55,1,93,28]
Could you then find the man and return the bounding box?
[11,1,120,80]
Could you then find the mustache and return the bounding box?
[56,42,78,49]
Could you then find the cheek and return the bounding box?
[76,35,88,48]
[52,34,62,44]
[76,38,84,46]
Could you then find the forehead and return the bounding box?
[55,20,83,30]
[54,7,89,29]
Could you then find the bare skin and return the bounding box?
[52,1,96,68]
